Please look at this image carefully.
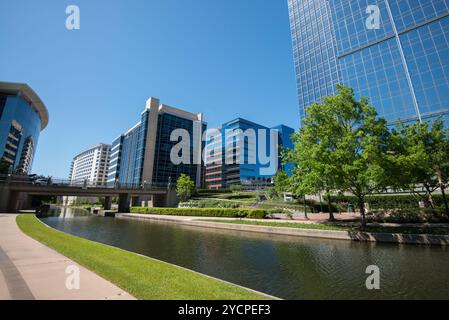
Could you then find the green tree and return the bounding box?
[273,170,290,194]
[389,119,449,217]
[176,174,196,202]
[288,85,391,226]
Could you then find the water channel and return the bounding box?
[40,207,449,299]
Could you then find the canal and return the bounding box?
[40,207,449,300]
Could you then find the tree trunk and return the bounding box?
[326,192,335,222]
[440,184,449,218]
[435,166,449,218]
[358,197,367,228]
[424,184,435,209]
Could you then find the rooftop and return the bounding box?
[0,81,49,130]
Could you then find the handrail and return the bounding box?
[0,174,169,190]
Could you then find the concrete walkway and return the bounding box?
[118,213,449,228]
[0,214,135,300]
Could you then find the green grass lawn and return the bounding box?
[16,214,271,300]
[200,219,449,235]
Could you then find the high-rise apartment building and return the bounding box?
[288,0,449,125]
[0,82,49,174]
[69,143,111,185]
[205,118,294,190]
[107,97,206,188]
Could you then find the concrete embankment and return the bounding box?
[117,213,449,246]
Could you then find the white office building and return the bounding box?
[64,143,111,206]
[69,143,111,185]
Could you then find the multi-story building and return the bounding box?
[0,82,49,174]
[205,118,294,190]
[64,143,111,206]
[69,143,111,185]
[288,0,449,126]
[107,97,206,188]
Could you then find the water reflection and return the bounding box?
[40,208,449,300]
[44,206,91,218]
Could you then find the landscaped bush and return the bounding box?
[304,199,340,213]
[130,207,268,219]
[263,208,289,215]
[180,199,240,209]
[195,189,232,195]
[332,194,447,210]
[332,194,449,223]
[368,208,448,223]
[218,193,256,200]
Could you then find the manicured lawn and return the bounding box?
[16,214,271,300]
[200,219,449,235]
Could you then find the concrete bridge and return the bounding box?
[0,175,178,213]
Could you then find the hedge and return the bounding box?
[329,194,449,223]
[130,207,268,219]
[331,194,447,209]
[180,200,241,209]
[370,208,448,223]
[195,189,232,194]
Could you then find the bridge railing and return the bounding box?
[0,174,169,190]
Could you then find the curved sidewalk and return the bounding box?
[0,214,135,300]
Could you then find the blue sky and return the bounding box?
[0,0,298,178]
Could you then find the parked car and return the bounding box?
[29,175,52,185]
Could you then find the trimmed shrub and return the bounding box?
[130,207,268,219]
[180,200,240,209]
[332,194,447,210]
[218,193,256,200]
[368,208,448,223]
[196,189,232,194]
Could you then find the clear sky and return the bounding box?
[0,0,298,178]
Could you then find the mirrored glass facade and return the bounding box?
[0,83,47,174]
[288,0,449,125]
[152,113,207,186]
[107,98,206,187]
[109,111,149,186]
[204,118,295,190]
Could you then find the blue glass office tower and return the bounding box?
[288,0,449,125]
[0,82,48,174]
[205,118,294,189]
[107,97,206,187]
[272,124,295,175]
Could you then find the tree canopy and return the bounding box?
[287,85,392,226]
[176,174,196,202]
[389,119,449,216]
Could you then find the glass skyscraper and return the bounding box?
[107,97,206,188]
[288,0,449,125]
[0,82,48,174]
[205,118,295,190]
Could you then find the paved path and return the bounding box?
[133,213,448,228]
[0,214,135,300]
